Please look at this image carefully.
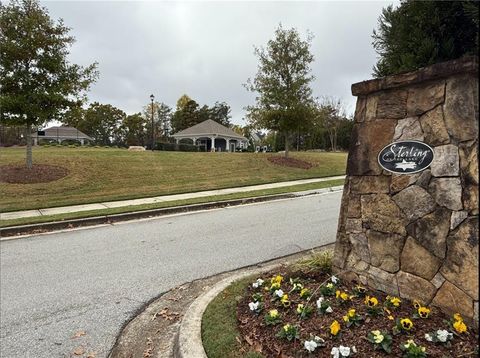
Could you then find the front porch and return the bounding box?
[176,136,244,152]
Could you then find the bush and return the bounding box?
[155,142,199,152]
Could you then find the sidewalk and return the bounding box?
[0,175,345,221]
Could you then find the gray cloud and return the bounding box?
[43,0,396,124]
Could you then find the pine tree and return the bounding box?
[372,1,479,78]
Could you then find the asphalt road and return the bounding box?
[0,191,342,358]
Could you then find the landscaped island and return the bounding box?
[202,253,478,357]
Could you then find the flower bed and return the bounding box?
[237,269,478,357]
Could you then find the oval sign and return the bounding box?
[378,140,434,174]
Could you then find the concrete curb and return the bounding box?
[174,267,271,358]
[0,186,344,238]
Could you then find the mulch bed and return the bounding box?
[237,268,478,357]
[267,156,313,169]
[0,164,69,184]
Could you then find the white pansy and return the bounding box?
[252,278,264,288]
[425,333,433,342]
[331,347,340,358]
[331,275,339,284]
[352,346,357,353]
[304,340,318,352]
[248,301,259,311]
[436,329,452,342]
[339,345,351,356]
[274,289,284,297]
[314,335,323,343]
[326,306,333,313]
[316,297,324,308]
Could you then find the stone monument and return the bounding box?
[333,56,478,326]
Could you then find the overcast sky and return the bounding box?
[43,0,397,125]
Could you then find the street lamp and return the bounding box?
[150,94,155,151]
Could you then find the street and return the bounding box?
[0,191,342,357]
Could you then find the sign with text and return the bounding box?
[378,140,434,174]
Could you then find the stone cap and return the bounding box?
[352,55,478,96]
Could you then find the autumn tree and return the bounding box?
[171,94,232,133]
[0,0,98,167]
[245,25,316,157]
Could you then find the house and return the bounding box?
[31,126,92,145]
[171,119,248,152]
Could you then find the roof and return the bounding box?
[33,126,92,140]
[172,120,247,140]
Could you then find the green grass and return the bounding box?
[0,147,347,212]
[0,179,344,227]
[202,276,264,358]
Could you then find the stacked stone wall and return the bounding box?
[333,56,479,326]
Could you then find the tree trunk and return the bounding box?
[26,124,33,169]
[284,131,289,158]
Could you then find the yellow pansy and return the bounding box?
[388,296,401,307]
[330,320,341,336]
[270,282,280,290]
[418,306,430,318]
[271,275,283,284]
[365,295,378,307]
[347,309,356,318]
[269,309,279,318]
[453,313,463,322]
[453,319,467,333]
[400,318,413,330]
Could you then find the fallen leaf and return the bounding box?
[73,346,85,356]
[245,335,253,346]
[86,353,96,358]
[253,342,263,353]
[235,336,242,344]
[71,330,86,339]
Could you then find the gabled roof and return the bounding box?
[33,126,92,140]
[172,119,247,140]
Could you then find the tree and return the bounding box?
[142,102,172,146]
[245,25,316,158]
[156,103,172,139]
[0,0,98,167]
[372,1,479,78]
[171,97,200,133]
[209,101,232,127]
[79,103,126,145]
[316,98,348,152]
[121,113,146,146]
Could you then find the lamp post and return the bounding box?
[150,94,155,151]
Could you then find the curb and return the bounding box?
[174,269,267,358]
[0,186,344,238]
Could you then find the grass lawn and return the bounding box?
[0,147,347,212]
[0,178,345,228]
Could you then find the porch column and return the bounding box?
[33,138,38,146]
[226,138,230,152]
[211,136,215,152]
[175,138,180,144]
[192,137,197,145]
[80,139,84,146]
